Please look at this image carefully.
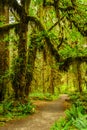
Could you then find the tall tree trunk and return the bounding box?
[42,58,45,93]
[11,20,28,101]
[18,22,28,99]
[77,61,82,93]
[11,0,30,100]
[12,22,28,100]
[25,33,37,97]
[0,2,9,101]
[48,55,55,94]
[72,61,82,93]
[49,68,55,94]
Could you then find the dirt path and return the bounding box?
[0,94,68,130]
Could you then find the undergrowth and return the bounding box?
[69,92,87,112]
[51,92,87,130]
[0,99,35,126]
[0,92,58,126]
[29,92,59,101]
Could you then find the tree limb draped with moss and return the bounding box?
[59,56,87,71]
[0,15,87,72]
[0,16,60,62]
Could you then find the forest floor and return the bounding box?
[0,94,69,130]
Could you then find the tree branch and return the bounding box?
[48,15,64,32]
[0,23,19,32]
[66,14,87,36]
[27,16,60,62]
[59,56,87,71]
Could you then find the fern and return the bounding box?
[73,115,87,130]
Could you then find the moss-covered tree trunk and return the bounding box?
[11,0,31,100]
[18,22,28,99]
[11,24,28,100]
[0,32,9,101]
[0,2,9,101]
[25,33,37,97]
[77,61,82,93]
[49,68,55,94]
[72,61,82,93]
[48,54,55,94]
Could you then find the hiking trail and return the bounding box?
[0,94,69,130]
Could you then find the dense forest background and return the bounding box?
[0,0,87,103]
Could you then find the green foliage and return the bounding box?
[0,16,6,26]
[51,92,87,130]
[69,92,87,111]
[34,0,41,4]
[51,105,87,130]
[65,105,85,120]
[50,117,73,130]
[73,115,87,130]
[0,100,35,126]
[59,44,87,59]
[2,100,35,115]
[29,92,58,101]
[0,21,3,26]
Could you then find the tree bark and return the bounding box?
[0,2,9,101]
[25,33,37,97]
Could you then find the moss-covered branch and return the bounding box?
[0,15,87,73]
[0,23,19,32]
[66,14,87,36]
[0,15,60,62]
[59,56,87,71]
[27,16,60,62]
